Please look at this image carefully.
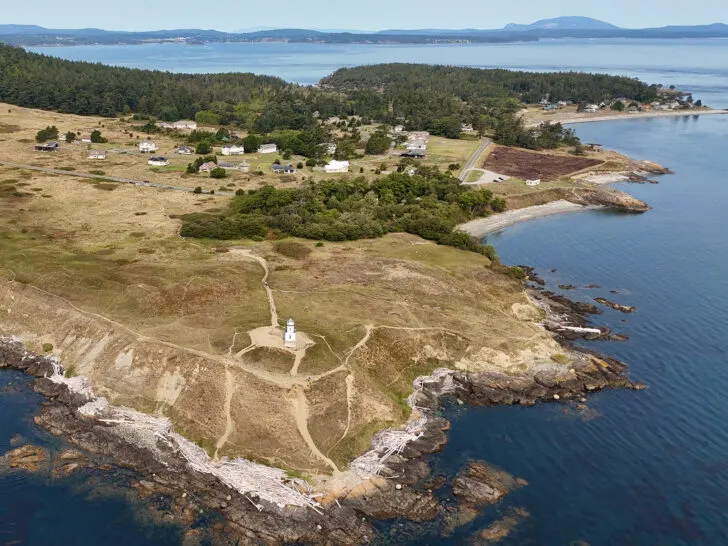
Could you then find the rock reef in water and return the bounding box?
[595,297,636,313]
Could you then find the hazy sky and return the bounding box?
[8,0,727,31]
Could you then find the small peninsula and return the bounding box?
[0,49,688,543]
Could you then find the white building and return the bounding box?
[147,156,169,166]
[393,125,404,133]
[173,120,197,130]
[258,143,278,154]
[407,139,427,152]
[139,141,158,153]
[221,144,245,156]
[324,160,350,173]
[284,318,297,348]
[584,104,599,113]
[87,150,106,160]
[526,179,541,186]
[176,145,194,155]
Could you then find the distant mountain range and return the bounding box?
[1,17,727,46]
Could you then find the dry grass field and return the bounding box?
[0,104,575,480]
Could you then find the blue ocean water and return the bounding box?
[428,114,728,545]
[0,371,183,545]
[2,42,728,544]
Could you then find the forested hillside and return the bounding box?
[321,63,659,104]
[0,43,287,118]
[0,44,659,144]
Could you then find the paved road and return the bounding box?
[0,160,234,196]
[458,137,491,183]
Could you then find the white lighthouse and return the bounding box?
[284,318,297,348]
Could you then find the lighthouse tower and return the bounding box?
[284,318,297,348]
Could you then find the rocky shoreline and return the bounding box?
[0,277,642,546]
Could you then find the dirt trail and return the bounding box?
[214,367,235,458]
[291,387,339,473]
[345,325,374,366]
[328,374,355,456]
[236,249,278,328]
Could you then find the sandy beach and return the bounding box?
[524,108,728,127]
[458,200,603,238]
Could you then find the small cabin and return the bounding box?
[526,179,541,186]
[34,141,59,152]
[271,163,295,174]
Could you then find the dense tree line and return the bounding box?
[0,44,286,118]
[1,44,659,151]
[180,169,499,257]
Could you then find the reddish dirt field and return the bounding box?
[484,147,602,181]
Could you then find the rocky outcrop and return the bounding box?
[453,462,525,507]
[3,445,49,472]
[568,186,650,212]
[595,297,636,313]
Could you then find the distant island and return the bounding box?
[1,16,728,46]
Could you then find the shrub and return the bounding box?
[193,186,202,194]
[505,266,526,281]
[296,162,304,169]
[448,163,461,171]
[42,343,53,353]
[305,158,316,167]
[210,167,227,179]
[90,129,107,143]
[195,141,212,155]
[35,125,59,143]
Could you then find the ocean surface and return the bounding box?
[28,39,728,108]
[2,42,728,544]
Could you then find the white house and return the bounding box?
[176,145,194,155]
[173,120,197,130]
[461,123,475,133]
[80,136,92,144]
[139,141,158,153]
[147,156,169,166]
[324,160,350,173]
[584,105,599,113]
[87,150,106,160]
[526,179,541,186]
[407,139,427,152]
[221,144,245,156]
[284,319,297,348]
[198,161,217,173]
[258,143,278,154]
